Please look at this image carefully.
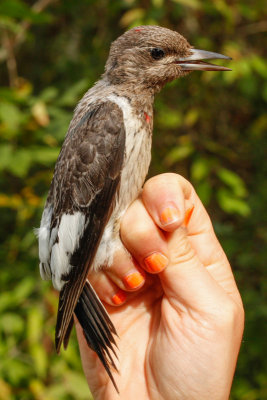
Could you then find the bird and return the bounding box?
[37,25,231,391]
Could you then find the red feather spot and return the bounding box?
[134,28,144,32]
[144,112,150,123]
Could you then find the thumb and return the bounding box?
[160,227,231,314]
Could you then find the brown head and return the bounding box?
[104,25,231,92]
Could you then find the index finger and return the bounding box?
[142,173,241,304]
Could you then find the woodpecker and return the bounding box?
[37,25,231,390]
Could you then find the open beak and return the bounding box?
[176,49,232,71]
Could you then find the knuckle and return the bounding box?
[213,299,245,331]
[120,210,152,245]
[144,173,195,201]
[127,222,153,245]
[144,173,177,191]
[170,233,196,265]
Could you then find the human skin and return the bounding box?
[75,173,244,400]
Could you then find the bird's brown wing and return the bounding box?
[47,101,125,354]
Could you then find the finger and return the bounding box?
[143,173,240,302]
[88,269,127,306]
[160,227,236,315]
[106,249,146,291]
[121,198,169,274]
[142,173,187,232]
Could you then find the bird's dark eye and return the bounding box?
[150,48,165,60]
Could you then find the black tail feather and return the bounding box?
[74,281,119,393]
[83,282,118,337]
[63,316,74,350]
[79,292,118,360]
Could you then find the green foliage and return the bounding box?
[0,0,266,399]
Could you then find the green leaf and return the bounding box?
[0,277,35,313]
[13,278,35,304]
[1,359,32,386]
[64,371,92,399]
[157,109,182,128]
[40,87,59,102]
[0,313,24,335]
[0,145,12,171]
[27,307,43,345]
[216,188,251,216]
[0,0,51,23]
[6,148,32,178]
[30,344,47,378]
[196,181,212,205]
[191,158,210,181]
[30,146,60,165]
[0,102,22,135]
[172,0,201,10]
[165,143,194,166]
[217,168,247,197]
[120,8,145,27]
[57,79,90,107]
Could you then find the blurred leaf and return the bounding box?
[27,307,43,345]
[0,145,12,171]
[30,344,47,378]
[0,379,11,400]
[165,143,194,165]
[120,8,145,27]
[0,0,51,23]
[196,180,212,205]
[57,79,91,107]
[0,278,35,312]
[4,148,32,178]
[0,313,24,335]
[191,157,210,181]
[217,168,248,198]
[172,0,201,10]
[1,359,32,386]
[184,109,199,127]
[29,379,49,400]
[39,87,59,103]
[31,147,60,165]
[157,108,182,128]
[64,371,92,399]
[0,102,22,135]
[32,102,50,127]
[216,188,250,216]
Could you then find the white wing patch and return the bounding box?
[37,208,86,291]
[37,206,52,280]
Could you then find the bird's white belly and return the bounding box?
[92,95,152,270]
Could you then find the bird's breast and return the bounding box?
[107,94,152,212]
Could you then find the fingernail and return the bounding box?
[123,272,145,289]
[184,205,194,227]
[144,252,168,273]
[112,289,127,306]
[160,206,180,226]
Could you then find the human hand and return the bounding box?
[75,173,244,400]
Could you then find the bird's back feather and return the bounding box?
[38,101,125,383]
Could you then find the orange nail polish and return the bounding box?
[160,206,180,226]
[123,272,145,289]
[184,205,194,227]
[112,289,126,305]
[144,252,168,273]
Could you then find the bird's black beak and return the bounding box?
[176,49,232,71]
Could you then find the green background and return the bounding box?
[0,0,266,399]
